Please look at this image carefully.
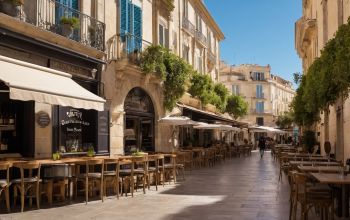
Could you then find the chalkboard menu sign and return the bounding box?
[97,110,109,153]
[58,107,94,153]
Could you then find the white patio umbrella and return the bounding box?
[158,116,199,126]
[249,126,287,133]
[194,123,238,131]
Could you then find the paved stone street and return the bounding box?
[0,152,324,220]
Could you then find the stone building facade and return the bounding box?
[103,0,225,154]
[295,0,350,161]
[0,0,224,158]
[219,63,295,127]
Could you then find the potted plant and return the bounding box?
[0,0,23,17]
[88,26,96,47]
[60,16,80,37]
[52,151,61,161]
[86,146,95,157]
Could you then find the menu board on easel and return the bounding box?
[97,110,109,153]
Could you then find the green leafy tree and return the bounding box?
[188,73,214,106]
[225,95,248,119]
[140,45,191,110]
[275,111,294,129]
[213,83,229,112]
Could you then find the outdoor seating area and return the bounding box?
[0,143,254,214]
[274,144,350,219]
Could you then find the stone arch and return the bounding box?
[123,87,160,153]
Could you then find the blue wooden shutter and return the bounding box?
[126,2,134,53]
[119,0,129,35]
[133,5,142,51]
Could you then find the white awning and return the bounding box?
[0,55,105,111]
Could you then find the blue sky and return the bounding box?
[204,0,302,85]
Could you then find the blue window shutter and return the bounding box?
[120,0,128,35]
[133,4,142,51]
[126,2,134,53]
[71,0,78,10]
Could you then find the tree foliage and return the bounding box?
[292,19,350,126]
[275,111,294,129]
[140,45,191,110]
[188,73,229,113]
[225,95,249,119]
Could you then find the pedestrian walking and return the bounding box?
[258,135,266,158]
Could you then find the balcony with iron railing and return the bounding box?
[182,17,195,36]
[195,29,207,47]
[250,109,273,115]
[254,93,265,99]
[0,0,105,51]
[107,33,152,64]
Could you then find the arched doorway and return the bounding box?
[124,87,155,154]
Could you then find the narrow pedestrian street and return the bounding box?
[1,151,325,220]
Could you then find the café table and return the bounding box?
[287,153,324,157]
[297,165,342,173]
[289,161,340,166]
[311,173,350,218]
[285,156,336,162]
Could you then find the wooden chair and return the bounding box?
[133,156,148,194]
[75,159,104,204]
[291,172,334,220]
[0,162,11,212]
[103,158,120,199]
[175,152,186,181]
[147,155,158,190]
[119,158,134,197]
[160,154,176,184]
[12,161,42,212]
[279,156,290,182]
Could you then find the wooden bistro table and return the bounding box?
[311,173,350,218]
[297,165,341,173]
[289,161,340,167]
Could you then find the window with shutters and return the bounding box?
[256,84,263,98]
[256,101,264,113]
[158,22,169,48]
[119,0,142,54]
[232,85,240,95]
[182,44,189,63]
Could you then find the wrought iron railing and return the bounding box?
[207,50,216,64]
[195,30,207,46]
[2,0,105,51]
[107,33,152,64]
[182,17,195,35]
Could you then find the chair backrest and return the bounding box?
[104,158,119,173]
[0,162,12,184]
[14,161,41,182]
[132,155,148,171]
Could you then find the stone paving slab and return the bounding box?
[0,151,338,220]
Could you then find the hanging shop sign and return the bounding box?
[36,111,51,128]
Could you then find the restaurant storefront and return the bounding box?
[177,103,247,147]
[0,29,107,159]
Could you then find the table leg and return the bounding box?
[342,184,349,217]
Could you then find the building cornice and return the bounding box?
[190,0,225,41]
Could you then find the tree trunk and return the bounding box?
[324,106,330,142]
